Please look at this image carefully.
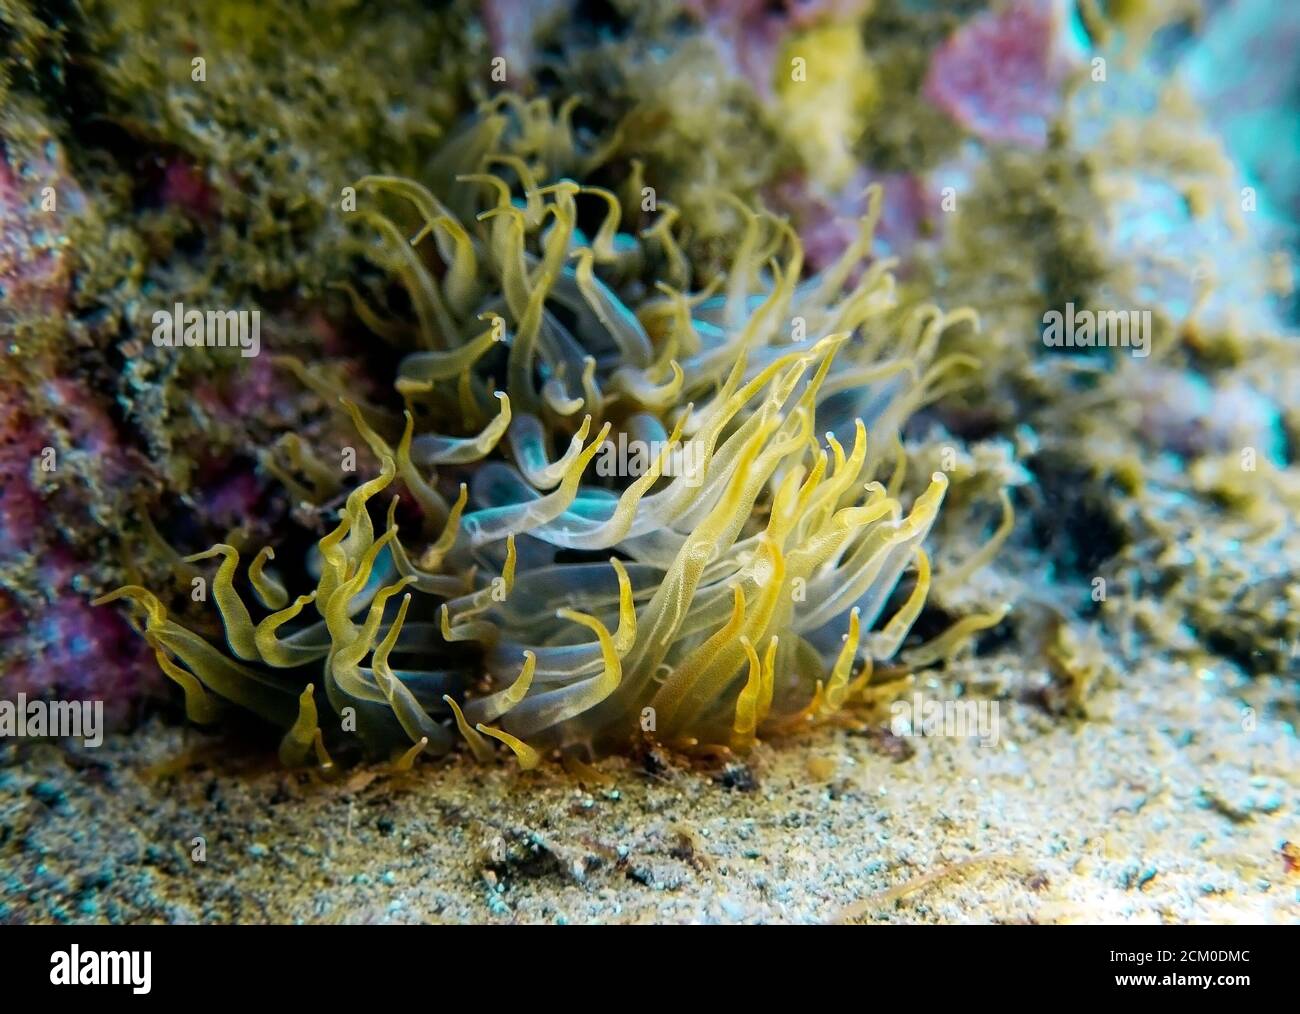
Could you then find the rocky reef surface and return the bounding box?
[0,0,1296,923]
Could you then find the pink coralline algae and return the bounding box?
[770,169,939,271]
[0,382,156,715]
[41,378,133,487]
[0,378,137,558]
[192,350,279,423]
[194,464,263,529]
[0,130,82,319]
[0,131,155,716]
[160,156,218,221]
[481,0,574,79]
[0,386,46,556]
[4,549,154,721]
[922,0,1072,149]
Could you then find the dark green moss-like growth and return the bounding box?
[1,0,488,582]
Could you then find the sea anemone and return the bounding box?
[98,96,985,768]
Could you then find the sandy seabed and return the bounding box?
[2,651,1295,925]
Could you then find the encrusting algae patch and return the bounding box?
[95,96,1009,769]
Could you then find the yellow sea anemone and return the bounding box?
[99,96,985,768]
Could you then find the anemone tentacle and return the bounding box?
[100,97,999,766]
